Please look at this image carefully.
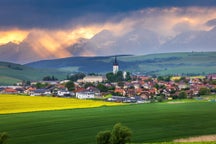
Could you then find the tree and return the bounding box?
[209,80,216,85]
[67,73,85,82]
[96,130,111,144]
[124,72,131,81]
[157,76,164,81]
[156,95,165,102]
[0,132,8,144]
[84,82,94,88]
[116,71,123,82]
[65,81,75,91]
[106,72,115,82]
[96,123,132,144]
[154,83,159,90]
[43,75,58,81]
[106,71,124,82]
[178,91,187,99]
[157,76,171,82]
[199,87,210,95]
[117,81,124,88]
[97,83,108,92]
[164,75,171,82]
[111,123,132,144]
[35,82,48,89]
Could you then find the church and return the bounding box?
[113,56,119,74]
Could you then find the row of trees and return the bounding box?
[42,76,58,81]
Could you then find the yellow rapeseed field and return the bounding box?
[171,75,205,81]
[0,94,122,114]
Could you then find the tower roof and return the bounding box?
[113,56,118,65]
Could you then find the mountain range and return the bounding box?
[0,26,216,64]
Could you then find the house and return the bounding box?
[76,90,95,99]
[2,88,18,94]
[126,89,136,97]
[0,87,5,93]
[59,80,70,84]
[207,74,216,80]
[178,82,188,90]
[140,91,151,99]
[114,88,126,96]
[15,88,25,93]
[86,87,101,96]
[57,89,71,97]
[81,76,107,83]
[31,89,51,96]
[24,87,36,95]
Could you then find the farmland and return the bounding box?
[0,95,216,144]
[0,94,121,114]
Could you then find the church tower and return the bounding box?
[113,56,119,74]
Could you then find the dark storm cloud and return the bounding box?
[0,0,216,29]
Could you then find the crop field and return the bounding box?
[0,98,216,144]
[0,94,121,114]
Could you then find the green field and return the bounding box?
[1,102,216,144]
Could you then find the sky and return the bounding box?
[0,0,216,63]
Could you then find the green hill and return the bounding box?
[0,62,66,85]
[1,52,215,85]
[26,52,216,75]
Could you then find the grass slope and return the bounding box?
[26,52,216,75]
[0,62,66,85]
[0,102,216,144]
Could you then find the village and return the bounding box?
[1,57,216,103]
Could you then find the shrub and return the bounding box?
[96,130,111,144]
[96,123,132,144]
[0,132,8,144]
[111,123,132,144]
[178,91,187,99]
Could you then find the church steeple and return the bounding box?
[113,56,118,65]
[113,56,119,74]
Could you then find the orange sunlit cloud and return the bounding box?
[0,29,29,45]
[25,26,102,58]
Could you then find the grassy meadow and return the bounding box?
[0,95,216,144]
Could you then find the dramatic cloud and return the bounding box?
[0,0,216,63]
[1,7,216,45]
[0,0,216,29]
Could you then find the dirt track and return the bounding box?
[174,135,216,142]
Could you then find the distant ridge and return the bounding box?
[0,51,215,85]
[25,52,216,75]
